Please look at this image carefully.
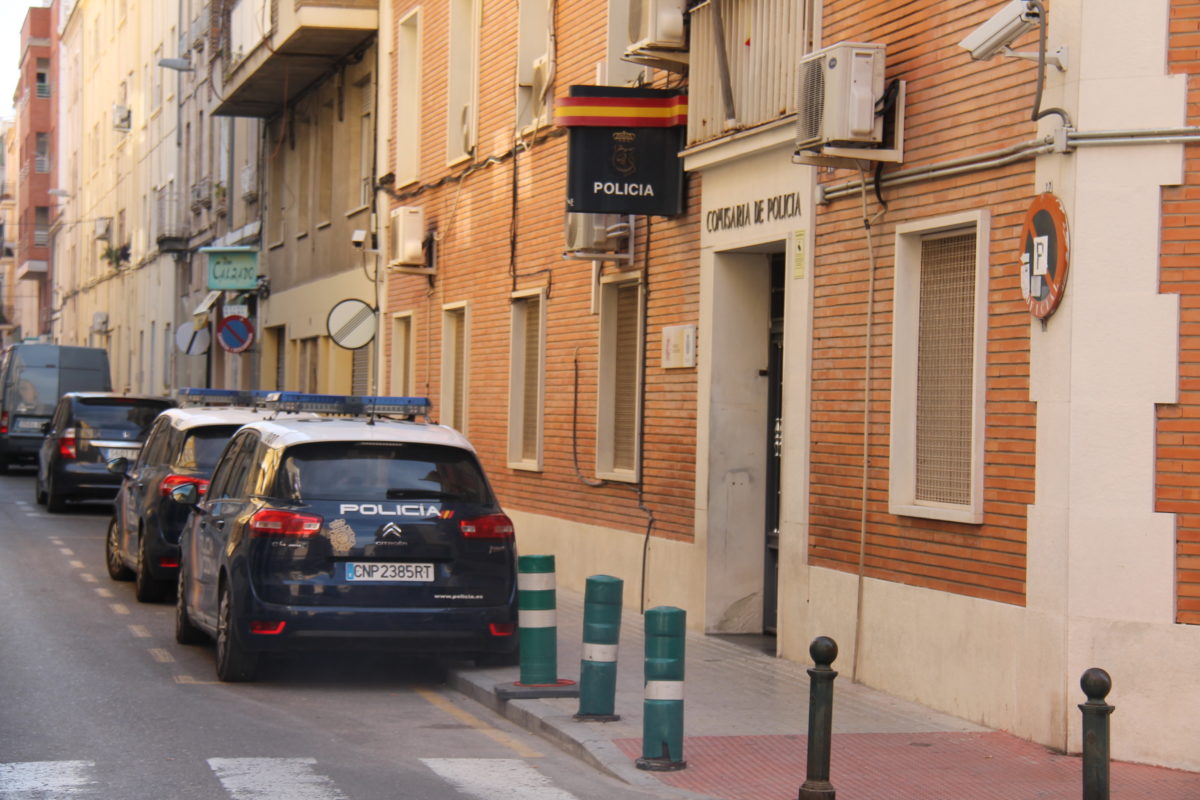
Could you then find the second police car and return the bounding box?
[169,393,519,681]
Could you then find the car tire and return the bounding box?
[175,566,206,645]
[105,518,134,581]
[215,583,258,682]
[45,476,66,513]
[134,533,169,603]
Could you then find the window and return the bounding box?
[317,103,333,223]
[34,207,50,247]
[269,326,286,390]
[358,76,374,208]
[267,121,285,244]
[390,313,413,396]
[395,10,421,185]
[152,46,163,110]
[508,291,545,469]
[297,337,320,392]
[442,305,468,432]
[35,133,50,173]
[446,0,480,162]
[35,58,50,98]
[516,0,550,129]
[597,274,642,480]
[889,211,989,524]
[297,121,310,235]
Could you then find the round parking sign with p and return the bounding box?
[327,299,376,350]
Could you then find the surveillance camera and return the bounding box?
[350,229,368,248]
[959,0,1039,61]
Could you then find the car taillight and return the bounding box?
[159,475,210,496]
[459,513,515,540]
[249,621,287,635]
[0,411,7,434]
[489,623,516,637]
[248,509,323,537]
[58,428,77,459]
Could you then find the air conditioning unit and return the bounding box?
[91,311,109,333]
[628,0,686,51]
[563,213,633,261]
[624,0,688,71]
[795,42,886,152]
[529,55,551,121]
[388,206,427,268]
[94,217,112,241]
[112,104,132,132]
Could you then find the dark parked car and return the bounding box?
[35,392,173,512]
[106,396,280,602]
[171,393,519,681]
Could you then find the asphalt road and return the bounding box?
[0,470,672,800]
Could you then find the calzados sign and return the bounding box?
[557,86,687,217]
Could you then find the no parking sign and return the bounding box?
[217,315,255,353]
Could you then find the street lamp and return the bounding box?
[157,57,194,72]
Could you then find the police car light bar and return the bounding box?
[262,392,432,419]
[177,387,271,407]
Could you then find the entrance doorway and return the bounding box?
[764,252,784,633]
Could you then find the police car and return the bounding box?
[106,389,290,603]
[169,393,519,682]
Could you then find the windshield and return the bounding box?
[5,367,57,416]
[275,441,492,505]
[74,399,172,441]
[174,426,241,472]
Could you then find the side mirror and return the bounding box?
[169,483,200,506]
[106,457,129,475]
[40,422,51,435]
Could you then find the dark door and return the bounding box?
[764,253,784,633]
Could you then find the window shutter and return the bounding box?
[612,283,639,471]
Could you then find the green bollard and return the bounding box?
[517,554,559,685]
[636,606,687,771]
[575,575,623,721]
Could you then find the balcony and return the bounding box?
[215,0,378,117]
[686,0,815,148]
[156,187,189,251]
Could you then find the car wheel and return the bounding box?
[134,534,169,603]
[215,583,257,682]
[45,476,66,513]
[105,518,134,581]
[175,566,206,645]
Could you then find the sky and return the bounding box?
[1,2,42,120]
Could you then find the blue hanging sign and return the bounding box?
[201,246,260,290]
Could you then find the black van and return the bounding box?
[0,344,112,472]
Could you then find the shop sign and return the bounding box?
[557,86,687,217]
[201,246,259,291]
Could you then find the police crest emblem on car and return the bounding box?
[326,519,356,554]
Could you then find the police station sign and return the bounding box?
[556,86,686,217]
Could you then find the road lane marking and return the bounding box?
[414,688,542,758]
[0,760,95,795]
[69,560,85,569]
[128,625,151,638]
[95,588,114,598]
[79,574,98,584]
[208,758,347,800]
[148,648,175,663]
[58,548,74,556]
[109,603,131,616]
[175,675,221,685]
[421,759,578,800]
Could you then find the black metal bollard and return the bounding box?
[1079,667,1114,800]
[798,636,838,800]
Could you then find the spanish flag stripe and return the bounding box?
[554,94,687,128]
[557,96,687,110]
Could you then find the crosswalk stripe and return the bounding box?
[0,761,95,797]
[207,758,348,800]
[421,759,579,800]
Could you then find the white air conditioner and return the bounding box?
[795,42,886,152]
[563,213,633,261]
[95,217,112,241]
[628,0,686,51]
[112,104,132,132]
[529,55,551,121]
[91,311,109,333]
[388,206,426,268]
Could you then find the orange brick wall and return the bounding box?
[1159,0,1200,625]
[382,0,701,541]
[807,0,1039,605]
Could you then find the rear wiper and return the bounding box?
[385,488,458,500]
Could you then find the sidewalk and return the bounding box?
[448,589,1200,800]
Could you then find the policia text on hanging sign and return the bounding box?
[556,87,687,217]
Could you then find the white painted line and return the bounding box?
[148,648,175,664]
[58,548,74,556]
[69,560,85,569]
[79,574,97,584]
[49,538,62,544]
[25,512,40,517]
[175,675,220,685]
[0,760,95,795]
[422,759,578,800]
[208,758,348,800]
[110,603,130,616]
[14,501,29,506]
[128,625,151,638]
[95,588,114,599]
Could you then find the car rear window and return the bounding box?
[174,425,241,471]
[74,399,171,440]
[275,442,493,505]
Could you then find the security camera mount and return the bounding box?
[959,0,1066,71]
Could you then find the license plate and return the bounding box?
[345,562,434,582]
[14,417,46,432]
[105,448,139,460]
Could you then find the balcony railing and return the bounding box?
[35,156,50,173]
[33,228,49,247]
[156,187,189,250]
[686,0,816,148]
[36,83,51,99]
